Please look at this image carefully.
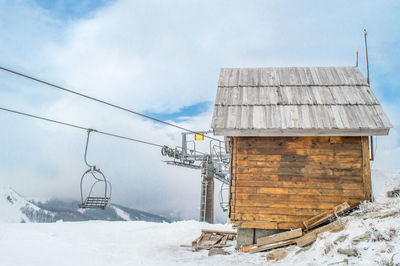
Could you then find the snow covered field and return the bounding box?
[0,221,264,266]
[1,170,399,266]
[1,206,399,266]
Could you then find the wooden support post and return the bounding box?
[362,136,372,201]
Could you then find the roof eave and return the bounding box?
[213,128,391,137]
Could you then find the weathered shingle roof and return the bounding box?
[211,67,392,136]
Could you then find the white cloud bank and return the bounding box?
[0,0,399,220]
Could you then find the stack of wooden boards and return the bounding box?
[181,229,237,252]
[240,202,352,253]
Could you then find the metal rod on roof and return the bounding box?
[370,136,374,161]
[363,29,370,85]
[363,29,374,161]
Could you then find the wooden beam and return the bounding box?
[303,202,350,229]
[228,137,234,219]
[234,200,356,209]
[213,128,390,137]
[234,214,310,223]
[295,233,317,247]
[233,187,364,197]
[200,235,223,247]
[232,180,363,190]
[235,174,364,182]
[295,221,344,247]
[234,193,363,204]
[249,240,296,254]
[232,221,303,230]
[256,228,303,247]
[219,235,229,245]
[240,244,257,253]
[362,136,372,201]
[192,233,205,251]
[201,229,237,235]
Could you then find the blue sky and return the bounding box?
[0,0,399,220]
[33,0,113,20]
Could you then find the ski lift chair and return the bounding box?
[79,167,112,209]
[79,129,112,209]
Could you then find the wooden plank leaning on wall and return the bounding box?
[228,137,233,219]
[228,137,238,220]
[362,136,372,201]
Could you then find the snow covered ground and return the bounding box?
[1,169,399,265]
[0,221,263,266]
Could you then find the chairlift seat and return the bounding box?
[79,196,110,209]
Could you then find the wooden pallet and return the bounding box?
[181,229,236,252]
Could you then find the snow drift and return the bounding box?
[0,170,399,265]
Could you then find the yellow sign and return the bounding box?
[195,133,204,141]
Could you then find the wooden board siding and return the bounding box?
[229,136,370,230]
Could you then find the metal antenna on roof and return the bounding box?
[363,29,370,85]
[363,28,374,162]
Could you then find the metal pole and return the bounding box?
[370,136,374,161]
[364,29,374,161]
[181,133,187,159]
[199,155,214,223]
[363,29,370,85]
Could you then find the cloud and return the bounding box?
[372,102,400,171]
[0,0,399,221]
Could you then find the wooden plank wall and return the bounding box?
[229,136,370,230]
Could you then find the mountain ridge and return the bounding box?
[0,186,169,223]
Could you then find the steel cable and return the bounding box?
[0,66,222,142]
[0,106,164,148]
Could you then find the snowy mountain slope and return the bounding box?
[1,187,169,223]
[35,199,170,223]
[0,186,32,223]
[0,186,55,223]
[111,205,131,220]
[111,203,169,222]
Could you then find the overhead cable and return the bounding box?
[0,106,164,148]
[0,66,222,142]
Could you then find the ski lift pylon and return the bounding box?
[79,129,111,209]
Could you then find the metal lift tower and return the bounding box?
[161,132,229,223]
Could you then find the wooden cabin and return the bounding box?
[211,67,392,242]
